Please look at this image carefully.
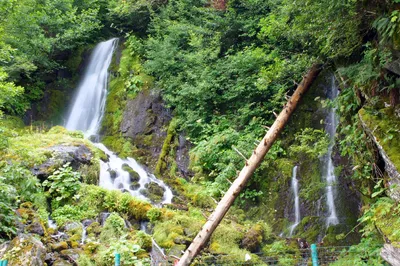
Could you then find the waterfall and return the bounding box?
[65,39,117,138]
[323,76,339,226]
[289,166,300,236]
[65,38,173,205]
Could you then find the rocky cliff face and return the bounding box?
[120,89,171,167]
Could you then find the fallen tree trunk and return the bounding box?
[177,64,322,266]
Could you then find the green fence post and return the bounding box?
[115,253,120,266]
[311,244,319,266]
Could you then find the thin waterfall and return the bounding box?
[65,38,173,205]
[323,75,339,226]
[289,166,300,236]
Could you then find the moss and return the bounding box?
[359,106,400,172]
[152,208,205,249]
[101,136,136,158]
[155,118,178,175]
[100,213,126,242]
[296,216,322,243]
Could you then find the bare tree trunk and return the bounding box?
[176,64,322,266]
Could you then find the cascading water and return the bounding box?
[65,39,116,138]
[288,166,300,236]
[323,76,339,226]
[65,38,173,205]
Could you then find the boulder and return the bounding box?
[32,144,92,180]
[26,222,45,236]
[3,234,46,266]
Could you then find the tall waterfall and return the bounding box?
[289,166,300,236]
[323,76,339,226]
[65,39,117,138]
[65,39,173,205]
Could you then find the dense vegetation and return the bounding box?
[1,0,400,265]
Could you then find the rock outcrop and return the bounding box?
[359,112,400,201]
[120,90,171,167]
[31,144,93,180]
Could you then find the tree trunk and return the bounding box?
[176,64,322,266]
[381,244,400,265]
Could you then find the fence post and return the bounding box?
[115,253,121,266]
[311,244,319,266]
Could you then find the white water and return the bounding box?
[323,76,339,226]
[65,38,173,205]
[289,166,300,236]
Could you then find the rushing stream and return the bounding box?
[323,76,339,226]
[288,166,300,236]
[65,38,173,205]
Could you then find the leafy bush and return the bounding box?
[43,163,81,207]
[0,176,17,240]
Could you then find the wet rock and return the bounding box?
[26,222,45,236]
[108,168,117,179]
[122,163,140,182]
[51,242,69,252]
[130,181,140,190]
[3,234,46,266]
[32,144,92,180]
[82,219,94,228]
[98,212,110,226]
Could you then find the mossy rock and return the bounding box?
[122,163,140,182]
[51,242,69,252]
[3,234,46,266]
[140,182,165,203]
[86,222,101,238]
[240,224,264,252]
[130,181,140,190]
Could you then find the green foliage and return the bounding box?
[0,176,18,239]
[0,163,44,241]
[43,163,81,206]
[95,236,150,266]
[331,237,385,265]
[289,128,329,159]
[146,207,162,222]
[259,0,361,59]
[0,68,25,116]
